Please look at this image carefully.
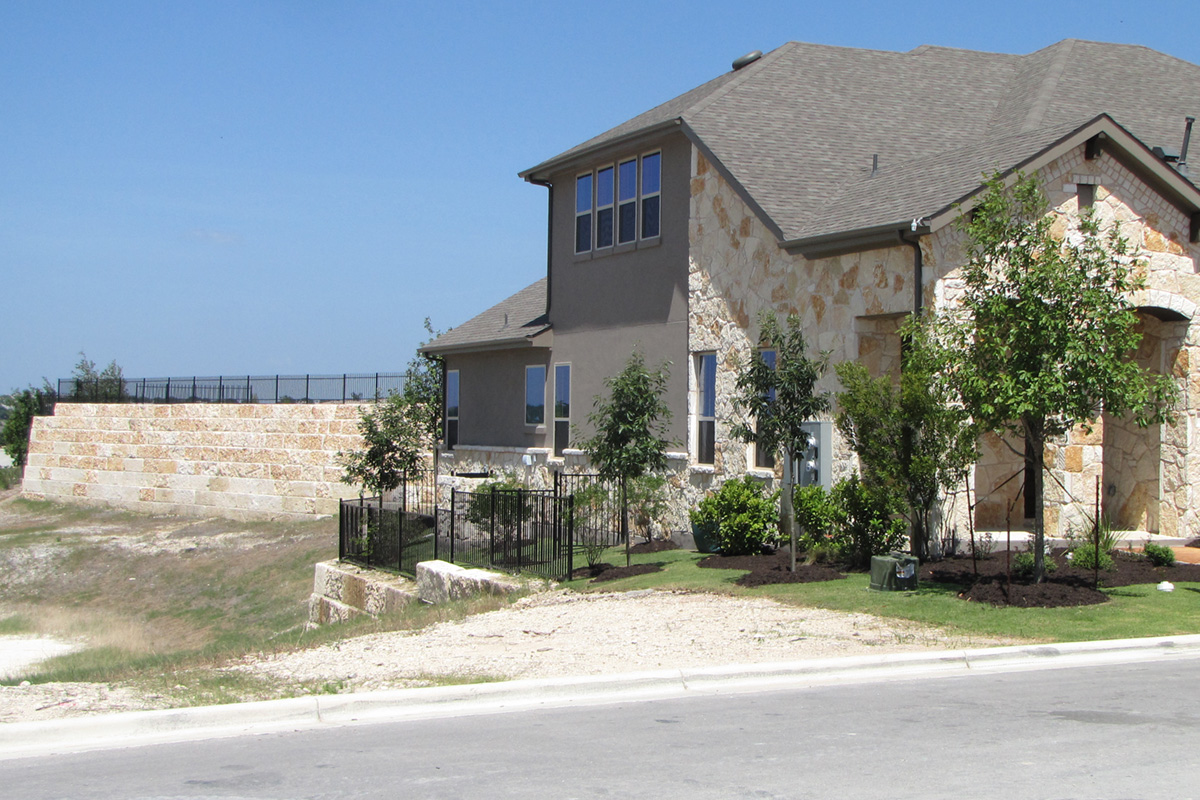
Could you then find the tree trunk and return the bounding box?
[621,476,630,568]
[1027,417,1047,584]
[781,447,797,572]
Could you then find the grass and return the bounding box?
[0,466,20,490]
[562,545,1200,644]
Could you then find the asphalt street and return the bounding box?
[4,654,1199,799]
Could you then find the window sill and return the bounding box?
[746,468,775,480]
[573,236,661,262]
[690,464,715,475]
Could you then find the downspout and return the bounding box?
[530,178,554,321]
[901,227,924,316]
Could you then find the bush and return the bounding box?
[795,484,837,544]
[1068,543,1114,572]
[830,475,907,568]
[1143,541,1176,567]
[690,476,779,556]
[1012,550,1058,580]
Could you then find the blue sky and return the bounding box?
[4,0,1200,394]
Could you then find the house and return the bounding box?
[422,39,1200,539]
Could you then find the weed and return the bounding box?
[1143,541,1176,567]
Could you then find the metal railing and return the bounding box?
[57,373,406,405]
[339,483,578,581]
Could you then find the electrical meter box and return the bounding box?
[869,552,919,591]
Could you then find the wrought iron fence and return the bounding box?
[553,472,625,550]
[57,373,406,404]
[340,484,578,581]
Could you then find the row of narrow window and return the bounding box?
[576,152,661,253]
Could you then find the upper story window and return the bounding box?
[575,151,661,254]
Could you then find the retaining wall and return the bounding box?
[21,403,366,519]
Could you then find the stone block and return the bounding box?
[415,559,522,604]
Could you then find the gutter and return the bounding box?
[519,119,684,183]
[528,177,554,321]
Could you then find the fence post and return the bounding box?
[305,375,310,404]
[567,494,574,579]
[516,490,524,573]
[192,377,197,402]
[246,375,251,403]
[275,374,280,404]
[375,373,379,400]
[165,377,171,404]
[343,374,347,403]
[489,488,496,567]
[450,490,456,565]
[218,376,224,403]
[338,501,345,561]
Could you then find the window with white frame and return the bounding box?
[525,365,546,426]
[754,349,776,469]
[575,151,661,254]
[696,352,716,465]
[445,369,459,450]
[554,363,570,456]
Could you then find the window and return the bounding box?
[574,151,661,253]
[754,350,776,469]
[596,166,614,249]
[525,365,546,426]
[641,152,660,239]
[696,352,716,465]
[575,173,592,253]
[554,364,570,456]
[445,369,459,450]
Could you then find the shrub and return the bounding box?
[690,476,779,556]
[1068,543,1115,572]
[1143,541,1176,567]
[795,484,837,544]
[465,475,531,541]
[829,475,907,568]
[1012,550,1058,580]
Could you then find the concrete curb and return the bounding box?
[3,633,1199,761]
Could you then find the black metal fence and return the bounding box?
[340,483,581,581]
[552,472,625,550]
[57,373,406,405]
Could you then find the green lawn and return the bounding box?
[562,546,1200,644]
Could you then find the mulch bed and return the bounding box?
[924,549,1200,608]
[629,539,681,555]
[697,549,847,587]
[570,562,665,583]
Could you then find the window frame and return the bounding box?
[754,349,776,469]
[553,363,571,456]
[595,165,614,249]
[444,369,459,450]
[640,151,661,240]
[574,150,662,255]
[575,172,593,254]
[695,352,717,465]
[525,364,547,427]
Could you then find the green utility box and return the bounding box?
[869,552,919,591]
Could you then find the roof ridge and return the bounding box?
[679,42,795,119]
[1020,39,1075,132]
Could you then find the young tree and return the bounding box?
[339,393,428,513]
[835,316,977,562]
[943,172,1176,582]
[71,352,124,401]
[730,311,831,572]
[2,388,52,468]
[582,351,674,567]
[401,318,445,443]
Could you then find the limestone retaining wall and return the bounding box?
[21,402,367,519]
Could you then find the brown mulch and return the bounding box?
[629,539,681,554]
[697,549,847,587]
[923,549,1200,608]
[569,562,665,583]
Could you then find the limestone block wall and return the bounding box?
[21,403,367,519]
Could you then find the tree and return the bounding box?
[582,351,674,567]
[942,172,1176,582]
[339,393,428,511]
[835,315,977,562]
[70,352,124,401]
[730,311,831,572]
[401,318,445,443]
[2,388,52,468]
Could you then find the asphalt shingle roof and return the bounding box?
[420,278,548,354]
[526,39,1200,244]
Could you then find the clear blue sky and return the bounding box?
[4,0,1199,394]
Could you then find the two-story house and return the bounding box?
[422,39,1200,540]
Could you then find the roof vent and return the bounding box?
[732,50,762,71]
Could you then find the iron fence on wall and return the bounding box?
[57,373,406,405]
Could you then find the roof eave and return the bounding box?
[419,326,553,357]
[781,222,921,259]
[519,119,684,182]
[927,114,1200,232]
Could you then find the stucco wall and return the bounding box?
[21,403,366,519]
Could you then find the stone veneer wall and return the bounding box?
[22,403,367,519]
[687,142,1199,539]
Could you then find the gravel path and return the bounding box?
[1,589,1018,723]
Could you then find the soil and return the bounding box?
[569,562,665,583]
[628,539,680,554]
[924,549,1200,607]
[1186,538,1200,548]
[698,550,847,587]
